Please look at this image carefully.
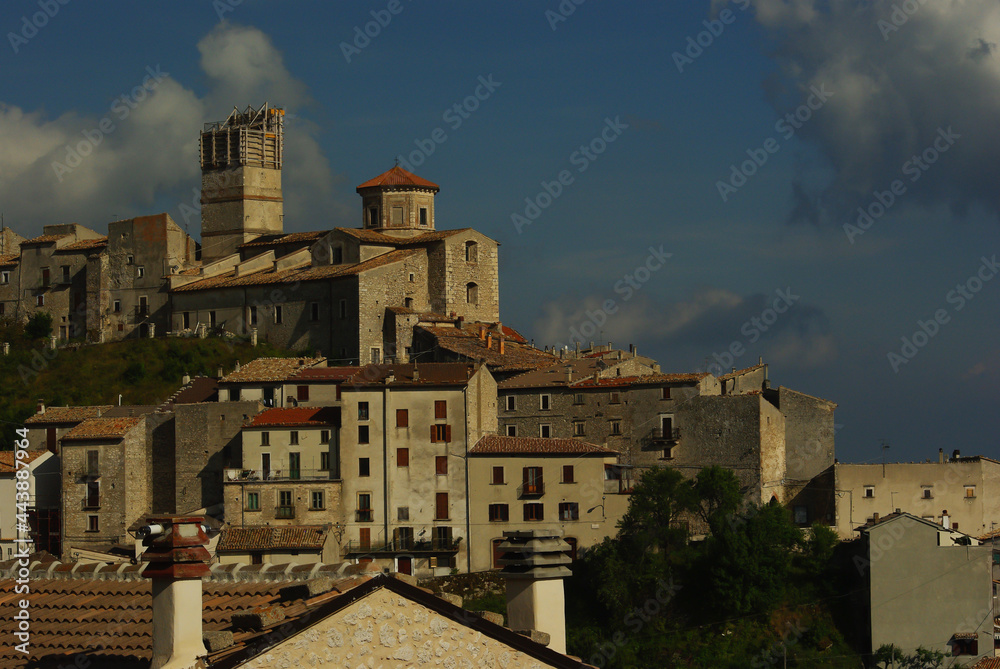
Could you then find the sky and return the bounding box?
[1,0,998,465]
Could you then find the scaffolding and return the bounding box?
[200,102,283,170]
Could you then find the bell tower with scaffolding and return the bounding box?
[199,103,284,262]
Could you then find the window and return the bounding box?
[489,504,509,522]
[524,503,544,521]
[85,481,100,508]
[435,456,448,475]
[297,385,309,401]
[368,207,379,227]
[61,265,70,283]
[209,311,216,327]
[87,515,99,532]
[433,526,453,550]
[260,431,270,446]
[371,348,380,364]
[465,241,478,263]
[246,492,260,511]
[610,391,621,404]
[610,420,622,436]
[278,490,294,518]
[952,636,979,656]
[310,302,319,321]
[36,294,44,307]
[505,424,517,437]
[311,491,324,510]
[339,299,347,319]
[137,266,144,278]
[261,453,271,478]
[661,386,671,400]
[539,424,551,439]
[863,486,874,498]
[87,450,99,476]
[408,273,415,283]
[289,431,299,445]
[965,486,976,498]
[396,409,408,427]
[41,268,49,287]
[435,400,447,419]
[466,282,478,304]
[358,425,369,444]
[492,466,505,485]
[435,492,449,520]
[357,402,369,420]
[562,465,575,483]
[0,271,8,284]
[540,394,551,410]
[357,493,373,522]
[0,304,4,316]
[419,208,428,226]
[183,311,190,328]
[559,502,579,521]
[126,255,134,265]
[320,451,330,471]
[404,297,413,309]
[397,507,409,522]
[573,421,585,437]
[573,393,584,405]
[359,458,370,476]
[397,448,409,467]
[523,466,543,495]
[794,505,809,525]
[505,396,516,411]
[288,452,300,479]
[922,486,933,499]
[274,305,283,324]
[396,526,414,550]
[431,424,451,443]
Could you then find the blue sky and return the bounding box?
[1,1,998,464]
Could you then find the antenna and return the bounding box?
[880,439,890,477]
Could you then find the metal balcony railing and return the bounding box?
[356,509,374,523]
[343,537,460,555]
[517,482,545,499]
[650,427,681,442]
[224,468,338,482]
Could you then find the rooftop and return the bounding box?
[237,230,326,249]
[246,407,340,428]
[347,362,475,386]
[219,357,324,383]
[356,165,440,191]
[61,417,142,441]
[718,363,766,381]
[217,525,332,553]
[418,323,557,373]
[0,449,50,474]
[56,236,109,252]
[21,233,70,245]
[470,434,620,457]
[24,405,114,425]
[0,253,19,267]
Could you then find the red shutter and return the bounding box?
[397,409,408,427]
[436,493,448,519]
[444,425,452,443]
[430,426,438,443]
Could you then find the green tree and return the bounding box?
[873,644,948,668]
[692,465,743,533]
[25,312,53,340]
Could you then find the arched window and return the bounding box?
[465,240,478,263]
[466,282,478,304]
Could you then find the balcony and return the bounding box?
[276,506,295,519]
[134,305,149,319]
[224,468,338,482]
[517,482,545,499]
[356,509,374,523]
[650,427,681,443]
[343,537,461,556]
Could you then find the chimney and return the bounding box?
[942,510,951,529]
[486,332,492,349]
[564,365,573,383]
[498,530,572,654]
[181,373,191,386]
[216,366,223,379]
[143,515,211,669]
[952,449,960,461]
[412,366,419,381]
[36,399,45,415]
[456,315,464,329]
[234,360,240,372]
[499,335,505,355]
[873,512,880,522]
[479,326,487,341]
[575,342,580,356]
[938,448,944,464]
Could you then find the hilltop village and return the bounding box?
[0,104,997,667]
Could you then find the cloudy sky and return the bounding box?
[1,1,998,464]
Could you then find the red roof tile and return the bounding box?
[237,231,326,249]
[56,236,108,252]
[334,227,470,245]
[24,406,114,425]
[290,366,358,382]
[0,253,18,266]
[61,417,142,441]
[470,435,619,456]
[0,450,50,474]
[220,357,324,383]
[570,373,710,388]
[356,165,440,191]
[346,362,475,387]
[21,233,70,245]
[217,525,332,552]
[247,407,340,427]
[419,323,557,373]
[718,363,765,381]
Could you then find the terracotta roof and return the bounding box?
[217,525,332,552]
[418,323,557,373]
[23,405,114,425]
[718,363,766,381]
[570,372,710,388]
[0,253,18,267]
[247,407,340,428]
[172,248,420,292]
[220,357,324,383]
[290,366,358,382]
[169,376,220,404]
[346,362,475,387]
[971,658,1000,669]
[0,450,50,474]
[470,434,619,456]
[237,231,326,249]
[356,165,440,191]
[21,233,70,245]
[56,236,108,252]
[334,227,470,246]
[61,417,142,441]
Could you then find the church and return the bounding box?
[0,103,502,365]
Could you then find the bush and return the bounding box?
[25,312,53,340]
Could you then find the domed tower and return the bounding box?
[356,165,440,238]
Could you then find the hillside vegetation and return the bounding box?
[0,319,303,447]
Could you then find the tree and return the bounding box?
[692,466,743,533]
[873,644,948,668]
[25,312,53,340]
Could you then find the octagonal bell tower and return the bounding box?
[356,165,440,239]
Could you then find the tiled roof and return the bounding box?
[56,236,108,252]
[220,357,324,383]
[169,376,220,404]
[24,405,113,425]
[570,372,710,388]
[217,525,332,552]
[0,450,50,474]
[347,362,475,387]
[356,165,440,190]
[290,366,358,382]
[718,363,766,381]
[237,231,326,248]
[419,323,557,373]
[61,417,142,441]
[247,407,340,427]
[21,233,70,245]
[172,249,420,292]
[0,253,18,267]
[971,658,1000,669]
[334,227,470,246]
[470,435,619,456]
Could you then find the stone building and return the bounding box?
[0,449,58,560]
